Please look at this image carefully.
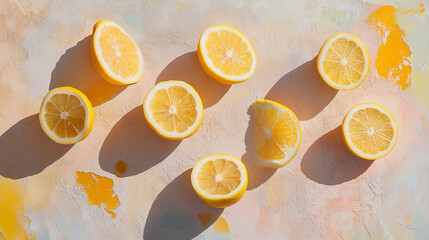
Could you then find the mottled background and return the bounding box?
[1,0,429,239]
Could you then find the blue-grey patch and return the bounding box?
[160,209,196,230]
[36,235,52,240]
[413,211,429,240]
[124,13,141,24]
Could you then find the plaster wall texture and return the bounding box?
[0,0,429,239]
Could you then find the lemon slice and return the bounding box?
[197,24,257,85]
[342,102,398,160]
[191,154,248,208]
[143,80,203,140]
[91,20,143,85]
[317,33,369,90]
[248,99,301,168]
[39,87,94,144]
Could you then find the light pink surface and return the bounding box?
[0,0,429,239]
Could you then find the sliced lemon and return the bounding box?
[197,24,257,85]
[191,154,248,208]
[342,102,398,160]
[91,20,143,85]
[39,87,94,144]
[143,80,203,140]
[248,99,301,168]
[317,32,369,90]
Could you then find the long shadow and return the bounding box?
[265,57,338,121]
[156,51,231,108]
[0,114,73,179]
[144,169,223,240]
[50,35,127,106]
[241,152,277,190]
[301,126,373,185]
[242,112,277,190]
[99,106,181,177]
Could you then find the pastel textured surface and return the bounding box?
[0,0,429,239]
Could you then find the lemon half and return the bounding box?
[317,33,369,90]
[248,99,302,168]
[91,20,144,85]
[342,102,398,160]
[198,24,257,85]
[191,154,248,208]
[143,80,203,140]
[39,87,94,144]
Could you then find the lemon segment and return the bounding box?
[191,154,248,208]
[342,102,398,160]
[198,24,257,85]
[248,99,301,168]
[317,32,369,90]
[91,20,143,85]
[143,80,203,140]
[39,87,94,144]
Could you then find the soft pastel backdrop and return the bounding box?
[1,0,429,239]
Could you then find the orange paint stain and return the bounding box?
[106,210,116,219]
[198,214,213,227]
[214,217,231,233]
[0,178,33,240]
[404,3,425,14]
[76,172,120,219]
[322,185,366,240]
[367,5,412,90]
[115,160,127,177]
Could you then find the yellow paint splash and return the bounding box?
[175,1,185,10]
[76,172,120,219]
[266,183,282,207]
[0,178,33,240]
[198,214,213,227]
[214,217,231,233]
[367,5,412,90]
[25,170,57,212]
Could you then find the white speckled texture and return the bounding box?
[0,0,429,239]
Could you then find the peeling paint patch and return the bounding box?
[305,0,355,28]
[76,172,120,219]
[367,5,412,90]
[395,3,429,106]
[360,217,416,239]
